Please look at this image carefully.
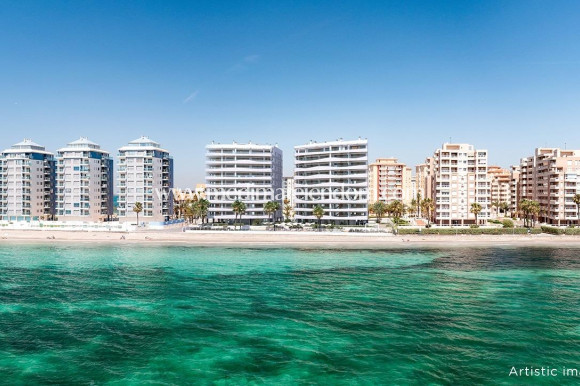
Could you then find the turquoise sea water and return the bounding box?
[1,245,580,384]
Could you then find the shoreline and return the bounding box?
[1,229,580,248]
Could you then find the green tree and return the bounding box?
[416,192,422,217]
[420,198,434,226]
[470,202,483,225]
[520,199,540,228]
[573,194,580,227]
[371,201,388,224]
[232,199,247,229]
[264,200,281,223]
[387,200,405,224]
[197,199,210,224]
[283,198,293,221]
[133,202,143,226]
[312,205,325,231]
[491,200,500,218]
[499,202,510,217]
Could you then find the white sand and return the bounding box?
[0,229,578,248]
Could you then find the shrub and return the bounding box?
[502,219,514,228]
[398,228,542,235]
[541,226,580,235]
[469,224,479,229]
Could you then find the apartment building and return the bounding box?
[0,139,56,221]
[509,166,520,216]
[205,142,283,223]
[368,157,412,205]
[430,143,491,226]
[117,137,173,223]
[488,165,511,218]
[282,176,295,208]
[415,158,434,200]
[56,138,113,221]
[294,138,368,225]
[518,148,580,226]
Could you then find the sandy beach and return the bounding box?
[0,229,579,248]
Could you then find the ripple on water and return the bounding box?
[0,245,579,384]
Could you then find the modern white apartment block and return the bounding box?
[488,165,511,218]
[294,138,368,225]
[0,140,56,221]
[518,148,580,226]
[368,158,413,205]
[430,143,491,226]
[205,142,283,223]
[56,138,113,221]
[117,137,174,223]
[282,176,295,208]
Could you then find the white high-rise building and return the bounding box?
[56,138,113,221]
[206,142,283,223]
[0,139,56,222]
[117,137,173,223]
[294,138,368,225]
[430,143,491,226]
[282,176,295,208]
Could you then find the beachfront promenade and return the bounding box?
[0,227,574,247]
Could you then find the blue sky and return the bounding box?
[2,0,580,186]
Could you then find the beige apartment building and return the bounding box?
[429,143,491,226]
[518,148,580,226]
[509,166,520,216]
[368,158,413,205]
[488,165,511,218]
[415,158,433,200]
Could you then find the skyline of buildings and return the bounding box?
[2,136,580,226]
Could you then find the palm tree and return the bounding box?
[371,201,388,224]
[499,202,510,217]
[312,205,325,231]
[416,192,422,217]
[470,202,482,225]
[232,199,246,229]
[420,198,434,226]
[264,200,281,223]
[283,198,293,221]
[133,202,143,226]
[573,194,580,227]
[491,200,500,218]
[388,200,405,224]
[410,198,417,218]
[520,199,530,227]
[519,199,540,228]
[197,199,210,224]
[530,200,540,227]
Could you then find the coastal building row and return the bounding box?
[0,137,174,223]
[204,138,369,225]
[3,135,580,227]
